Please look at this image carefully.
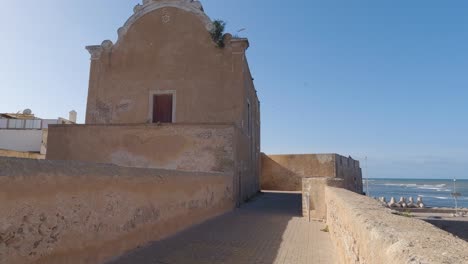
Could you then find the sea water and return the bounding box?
[363,178,468,208]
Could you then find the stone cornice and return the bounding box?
[85,40,114,60]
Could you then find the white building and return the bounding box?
[0,110,76,157]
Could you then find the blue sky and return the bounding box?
[1,1,467,179]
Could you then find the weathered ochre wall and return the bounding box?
[46,124,235,173]
[46,123,260,204]
[0,157,234,264]
[261,154,363,193]
[260,154,336,191]
[325,187,468,264]
[225,46,261,204]
[234,127,260,204]
[335,155,363,194]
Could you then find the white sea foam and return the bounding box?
[381,183,450,191]
[370,179,468,208]
[418,195,450,200]
[382,183,418,188]
[416,184,449,191]
[382,183,402,186]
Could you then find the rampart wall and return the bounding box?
[261,154,362,194]
[0,157,234,264]
[47,124,236,173]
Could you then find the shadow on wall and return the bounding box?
[108,192,302,264]
[260,155,301,191]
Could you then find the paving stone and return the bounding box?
[108,192,338,264]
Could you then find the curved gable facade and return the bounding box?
[85,0,253,126]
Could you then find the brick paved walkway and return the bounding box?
[108,192,338,264]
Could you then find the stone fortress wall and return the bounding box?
[0,157,234,264]
[47,124,236,173]
[261,153,362,194]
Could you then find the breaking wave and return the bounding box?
[367,179,468,208]
[380,183,451,192]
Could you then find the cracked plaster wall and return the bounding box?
[46,124,235,173]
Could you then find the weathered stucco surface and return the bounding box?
[47,124,235,173]
[261,154,362,194]
[46,122,260,203]
[325,187,468,264]
[0,157,234,264]
[335,155,363,195]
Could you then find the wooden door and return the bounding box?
[153,94,173,123]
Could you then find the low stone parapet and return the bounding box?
[325,187,468,264]
[0,157,234,264]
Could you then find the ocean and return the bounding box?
[363,178,468,208]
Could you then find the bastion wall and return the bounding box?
[0,157,234,264]
[46,124,236,173]
[261,153,362,194]
[46,123,259,204]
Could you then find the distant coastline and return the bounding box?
[363,178,468,208]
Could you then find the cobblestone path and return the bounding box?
[108,192,338,264]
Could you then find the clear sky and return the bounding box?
[1,1,467,179]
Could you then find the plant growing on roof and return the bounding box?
[210,20,226,48]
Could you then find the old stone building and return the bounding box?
[46,0,260,203]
